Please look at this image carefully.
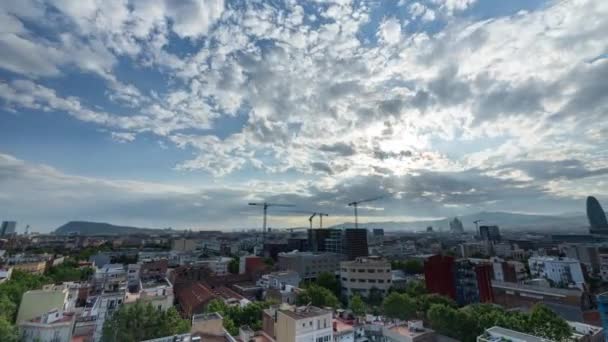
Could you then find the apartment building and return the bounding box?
[340,256,392,300]
[528,256,585,289]
[278,251,345,281]
[272,306,333,342]
[19,309,75,342]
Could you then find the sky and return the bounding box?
[0,0,607,232]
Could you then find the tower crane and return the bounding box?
[308,212,329,229]
[473,219,483,232]
[348,196,383,229]
[249,202,295,245]
[308,213,317,229]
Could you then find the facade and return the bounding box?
[491,258,527,283]
[274,306,333,342]
[479,225,501,242]
[495,281,593,323]
[0,267,12,283]
[258,270,301,289]
[0,221,17,236]
[307,228,369,260]
[92,263,127,293]
[459,242,491,258]
[171,238,198,252]
[92,291,125,342]
[424,255,456,299]
[340,256,392,300]
[12,260,47,275]
[528,256,585,289]
[598,292,608,340]
[455,259,494,305]
[308,229,332,252]
[19,309,75,342]
[561,244,600,274]
[344,229,369,260]
[278,251,345,281]
[599,249,608,281]
[124,278,174,311]
[195,257,232,276]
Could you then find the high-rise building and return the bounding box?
[598,292,608,336]
[1,221,17,236]
[307,228,368,260]
[449,217,464,234]
[277,251,345,281]
[588,196,608,234]
[479,225,501,242]
[424,255,494,306]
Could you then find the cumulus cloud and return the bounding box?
[1,0,608,227]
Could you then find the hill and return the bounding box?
[330,211,588,233]
[54,221,167,235]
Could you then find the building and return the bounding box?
[491,258,527,283]
[92,263,127,293]
[568,321,604,342]
[599,249,608,281]
[307,228,369,260]
[11,260,47,275]
[271,306,333,342]
[124,277,174,311]
[561,244,600,275]
[424,255,493,305]
[195,257,233,276]
[340,256,392,300]
[528,256,585,289]
[258,270,301,289]
[495,281,594,323]
[278,251,345,281]
[0,221,17,236]
[92,290,126,342]
[587,196,608,234]
[459,241,492,258]
[479,225,501,242]
[17,286,72,323]
[449,217,464,234]
[19,309,75,342]
[379,320,436,342]
[455,259,494,306]
[424,255,456,300]
[171,238,198,252]
[0,267,12,283]
[239,255,266,275]
[477,326,549,342]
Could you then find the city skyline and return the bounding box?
[1,0,607,231]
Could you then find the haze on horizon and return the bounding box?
[0,0,607,232]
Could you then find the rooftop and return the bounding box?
[492,280,582,297]
[280,306,331,319]
[479,326,549,342]
[341,256,389,266]
[192,312,223,322]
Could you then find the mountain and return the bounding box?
[330,211,588,233]
[54,221,169,235]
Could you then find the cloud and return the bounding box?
[377,17,403,45]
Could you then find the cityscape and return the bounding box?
[1,0,607,342]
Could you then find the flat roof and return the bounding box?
[492,281,581,297]
[481,326,549,342]
[280,306,330,319]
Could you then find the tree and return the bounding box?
[416,294,456,317]
[316,272,340,297]
[405,280,426,297]
[0,316,18,342]
[404,260,423,274]
[528,304,571,341]
[296,285,340,308]
[349,294,366,317]
[101,303,190,342]
[228,257,240,274]
[382,292,416,321]
[427,304,478,342]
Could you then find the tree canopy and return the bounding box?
[382,292,417,321]
[349,294,366,317]
[296,284,340,309]
[205,299,274,335]
[101,302,190,342]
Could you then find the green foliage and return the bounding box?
[296,284,340,308]
[0,270,51,321]
[382,292,416,320]
[316,272,341,297]
[205,299,273,335]
[0,316,18,342]
[405,280,426,297]
[428,303,572,342]
[365,287,384,307]
[228,257,240,274]
[263,257,274,266]
[391,260,424,275]
[101,302,190,342]
[46,259,93,283]
[349,294,366,317]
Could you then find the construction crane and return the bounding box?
[308,212,329,229]
[348,196,383,229]
[248,202,295,245]
[473,220,483,232]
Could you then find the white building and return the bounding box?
[0,267,12,283]
[92,291,125,342]
[274,306,333,342]
[258,270,301,289]
[196,257,233,276]
[19,309,75,342]
[340,256,392,300]
[528,256,585,289]
[124,278,174,311]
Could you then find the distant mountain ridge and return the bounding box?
[330,211,588,233]
[54,221,169,235]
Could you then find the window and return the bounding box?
[341,277,347,281]
[378,280,384,283]
[358,279,366,283]
[367,269,375,273]
[368,279,376,283]
[358,269,365,273]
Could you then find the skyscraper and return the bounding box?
[449,217,464,233]
[0,221,17,236]
[479,225,501,242]
[587,196,608,234]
